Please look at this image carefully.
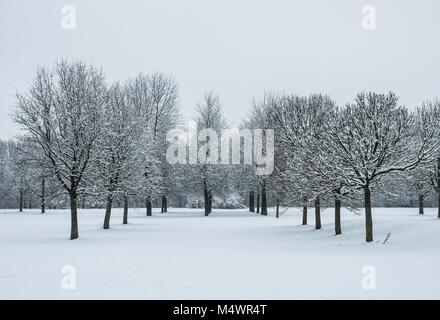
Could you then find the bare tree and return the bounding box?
[126,73,180,214]
[12,136,58,214]
[329,92,437,242]
[268,94,338,229]
[95,82,144,229]
[13,60,106,239]
[193,92,228,215]
[412,101,440,216]
[246,94,277,216]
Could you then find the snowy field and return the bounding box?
[0,207,439,299]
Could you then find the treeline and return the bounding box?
[248,93,440,241]
[0,59,439,242]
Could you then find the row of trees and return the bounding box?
[1,59,439,242]
[9,60,181,239]
[248,93,440,241]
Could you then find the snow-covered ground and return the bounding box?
[0,206,439,299]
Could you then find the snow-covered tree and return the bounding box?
[328,92,436,242]
[138,153,164,216]
[12,136,59,213]
[13,60,106,239]
[191,92,228,215]
[245,94,278,216]
[0,140,19,209]
[266,93,355,233]
[126,73,180,214]
[94,82,145,228]
[416,101,440,216]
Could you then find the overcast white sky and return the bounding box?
[1,0,439,138]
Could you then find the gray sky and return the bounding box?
[1,0,439,138]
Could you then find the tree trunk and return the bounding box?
[81,195,86,209]
[123,194,128,224]
[276,199,280,218]
[41,178,46,214]
[315,197,321,230]
[249,191,255,212]
[419,193,424,215]
[163,196,168,212]
[256,193,260,214]
[335,198,342,235]
[146,198,152,216]
[364,186,373,242]
[437,156,440,218]
[208,191,213,214]
[70,192,79,240]
[261,186,267,215]
[302,196,307,225]
[437,191,440,219]
[204,188,210,216]
[19,188,23,212]
[103,195,113,229]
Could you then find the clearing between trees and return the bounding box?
[0,207,439,299]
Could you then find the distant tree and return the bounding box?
[0,140,21,209]
[245,94,277,216]
[412,100,440,217]
[268,94,338,228]
[138,154,163,216]
[95,82,144,228]
[266,94,312,223]
[192,92,228,215]
[431,156,440,218]
[13,136,59,213]
[126,73,180,214]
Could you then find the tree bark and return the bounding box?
[249,191,255,212]
[146,198,152,216]
[261,186,267,215]
[419,193,424,215]
[123,194,128,224]
[208,191,213,214]
[41,178,45,214]
[302,196,307,225]
[256,193,260,214]
[204,188,210,216]
[438,191,440,219]
[315,197,321,230]
[276,199,280,218]
[19,188,23,212]
[103,194,113,229]
[161,195,166,213]
[335,198,341,235]
[364,186,373,242]
[70,192,79,240]
[437,156,440,218]
[163,196,168,212]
